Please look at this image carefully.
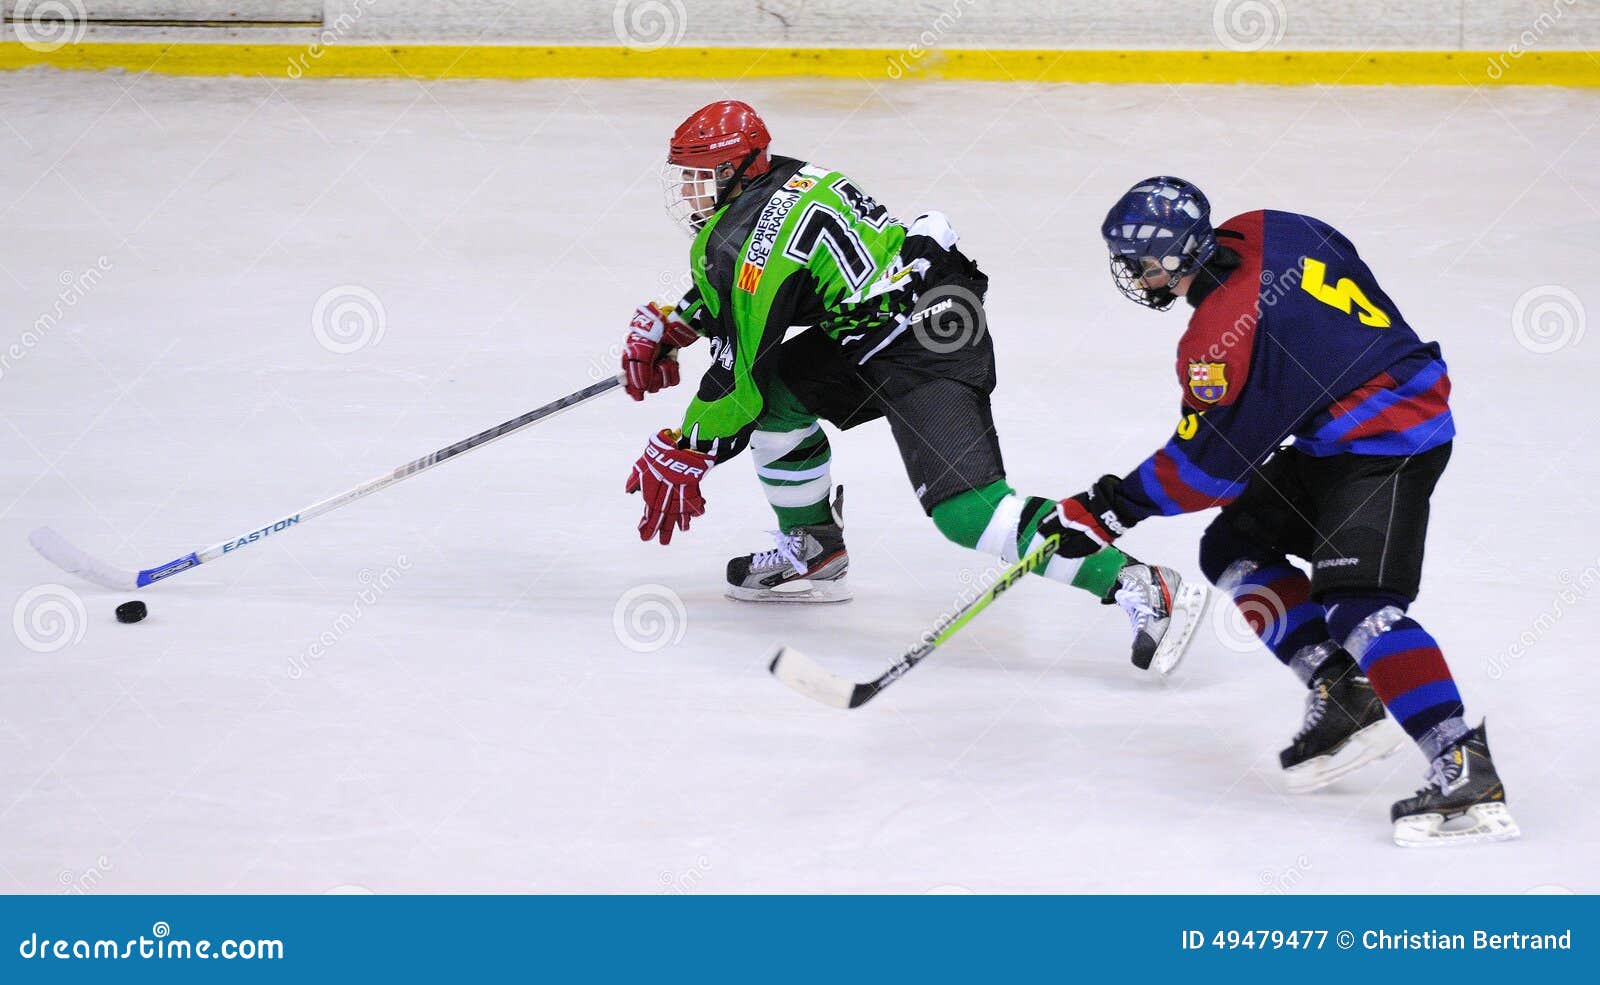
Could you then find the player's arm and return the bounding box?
[1046,316,1291,561]
[626,270,815,545]
[677,270,818,461]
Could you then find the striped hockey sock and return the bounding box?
[1216,560,1334,679]
[750,423,834,530]
[1334,601,1466,748]
[932,481,1125,598]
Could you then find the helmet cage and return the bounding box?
[662,155,755,235]
[1108,253,1183,311]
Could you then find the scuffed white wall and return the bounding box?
[37,0,1600,49]
[322,0,1600,49]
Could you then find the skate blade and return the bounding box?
[1151,582,1208,675]
[1284,721,1406,793]
[725,579,852,604]
[1393,802,1521,848]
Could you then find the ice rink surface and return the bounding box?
[2,69,1597,893]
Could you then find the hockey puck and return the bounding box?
[115,600,147,624]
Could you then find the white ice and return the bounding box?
[2,70,1596,893]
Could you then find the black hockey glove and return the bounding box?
[1040,475,1139,559]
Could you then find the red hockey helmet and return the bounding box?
[662,100,772,234]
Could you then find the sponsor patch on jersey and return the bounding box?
[784,175,818,192]
[1188,361,1229,404]
[739,184,805,292]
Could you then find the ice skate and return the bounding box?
[1279,648,1404,792]
[1109,563,1206,674]
[725,489,850,603]
[1391,722,1519,847]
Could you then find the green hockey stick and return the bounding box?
[767,534,1060,709]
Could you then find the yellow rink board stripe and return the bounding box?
[1,43,1597,86]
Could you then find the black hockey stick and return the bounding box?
[767,534,1060,709]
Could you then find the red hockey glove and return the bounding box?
[621,302,698,401]
[625,429,713,545]
[1043,475,1138,559]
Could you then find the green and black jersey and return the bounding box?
[674,156,911,461]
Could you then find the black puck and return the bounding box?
[115,600,147,624]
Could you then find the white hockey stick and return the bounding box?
[30,374,624,590]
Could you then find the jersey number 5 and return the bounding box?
[782,203,876,291]
[1299,257,1391,328]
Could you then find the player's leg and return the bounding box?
[1306,443,1517,845]
[724,330,873,603]
[1198,449,1401,790]
[876,374,1202,671]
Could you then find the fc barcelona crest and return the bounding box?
[1188,361,1228,403]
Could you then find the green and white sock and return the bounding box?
[932,480,1125,598]
[750,422,834,530]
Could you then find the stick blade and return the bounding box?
[28,527,138,590]
[766,644,860,709]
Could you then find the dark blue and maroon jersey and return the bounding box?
[1112,209,1455,521]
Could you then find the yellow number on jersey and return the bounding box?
[1300,257,1391,328]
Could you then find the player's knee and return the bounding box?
[930,482,1015,553]
[1198,518,1255,586]
[930,492,984,550]
[1322,589,1412,658]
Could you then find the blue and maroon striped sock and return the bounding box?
[1328,596,1466,749]
[1218,559,1332,674]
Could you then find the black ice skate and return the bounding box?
[1107,563,1206,674]
[1279,647,1404,793]
[1390,722,1519,847]
[725,488,850,603]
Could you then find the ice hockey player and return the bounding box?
[619,100,1205,672]
[1051,176,1518,845]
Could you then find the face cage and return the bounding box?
[662,162,725,236]
[1108,254,1180,311]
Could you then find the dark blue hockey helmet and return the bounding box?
[1101,177,1218,310]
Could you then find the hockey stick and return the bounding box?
[30,374,625,591]
[767,533,1060,709]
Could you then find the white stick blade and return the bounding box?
[28,527,138,590]
[766,645,856,709]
